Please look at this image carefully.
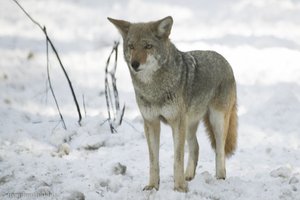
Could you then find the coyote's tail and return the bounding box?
[225,101,238,156]
[204,100,238,157]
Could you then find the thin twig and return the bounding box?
[123,119,143,134]
[12,0,43,30]
[82,94,87,117]
[13,0,82,126]
[100,119,109,126]
[112,42,120,112]
[104,43,116,133]
[45,31,82,125]
[46,34,66,129]
[104,41,125,133]
[104,61,114,133]
[118,105,126,125]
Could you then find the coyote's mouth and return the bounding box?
[133,68,142,72]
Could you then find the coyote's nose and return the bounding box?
[131,61,140,71]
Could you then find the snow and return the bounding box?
[1,0,300,199]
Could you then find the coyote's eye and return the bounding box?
[145,44,153,49]
[128,44,134,50]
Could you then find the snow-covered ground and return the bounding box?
[1,0,300,199]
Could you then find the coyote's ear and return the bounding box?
[107,17,131,38]
[154,16,173,39]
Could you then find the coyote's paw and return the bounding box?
[216,169,226,180]
[185,175,194,182]
[143,185,158,191]
[185,170,196,181]
[174,183,188,193]
[216,176,226,180]
[185,160,197,181]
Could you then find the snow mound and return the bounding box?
[270,166,292,179]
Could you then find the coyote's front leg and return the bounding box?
[171,116,188,192]
[143,119,161,191]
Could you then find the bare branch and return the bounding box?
[82,94,87,118]
[13,0,82,126]
[46,33,67,129]
[12,0,44,31]
[45,30,82,125]
[104,41,125,133]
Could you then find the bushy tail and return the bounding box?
[204,101,238,157]
[225,101,238,156]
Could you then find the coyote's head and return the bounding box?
[108,16,173,82]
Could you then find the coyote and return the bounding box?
[108,16,238,192]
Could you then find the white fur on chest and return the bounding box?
[139,103,179,122]
[135,55,159,83]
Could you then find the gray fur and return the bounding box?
[108,16,237,192]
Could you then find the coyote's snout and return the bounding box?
[131,60,140,71]
[108,16,238,192]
